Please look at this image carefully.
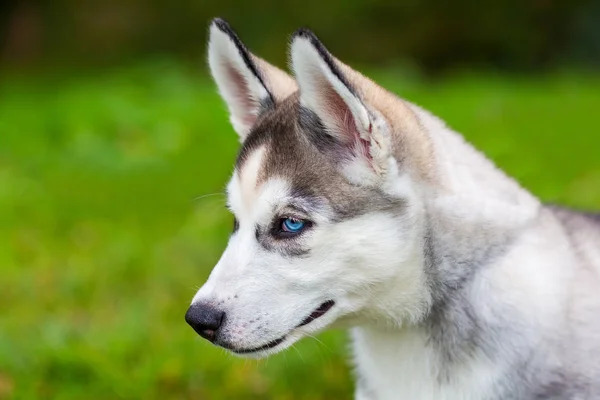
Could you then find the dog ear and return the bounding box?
[208,18,297,141]
[290,29,394,181]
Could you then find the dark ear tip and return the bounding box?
[291,27,333,62]
[292,28,319,43]
[209,18,246,50]
[210,18,233,34]
[291,27,330,57]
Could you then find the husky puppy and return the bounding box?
[185,18,600,399]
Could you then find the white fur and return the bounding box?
[291,37,371,138]
[352,212,575,400]
[208,24,271,137]
[193,22,600,400]
[352,326,502,400]
[192,142,430,358]
[291,35,399,187]
[194,104,598,399]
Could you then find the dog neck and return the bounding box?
[350,104,543,362]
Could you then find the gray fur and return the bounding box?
[197,19,600,400]
[238,95,403,223]
[549,204,600,234]
[233,78,600,400]
[427,204,600,397]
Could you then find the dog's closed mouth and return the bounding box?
[226,300,335,354]
[228,336,287,354]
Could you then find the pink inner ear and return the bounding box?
[224,63,259,127]
[322,82,371,161]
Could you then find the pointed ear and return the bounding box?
[208,18,297,140]
[290,29,393,180]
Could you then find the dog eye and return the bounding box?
[274,217,310,238]
[282,217,305,233]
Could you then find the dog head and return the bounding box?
[185,19,433,358]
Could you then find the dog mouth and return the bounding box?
[296,299,335,328]
[226,300,335,355]
[225,335,287,355]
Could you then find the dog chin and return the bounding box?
[216,300,339,358]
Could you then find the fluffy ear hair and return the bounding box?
[208,18,297,140]
[290,29,393,180]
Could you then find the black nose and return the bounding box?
[185,303,225,342]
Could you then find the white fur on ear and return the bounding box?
[208,19,296,140]
[290,30,396,185]
[290,30,371,142]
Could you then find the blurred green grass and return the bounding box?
[0,61,599,399]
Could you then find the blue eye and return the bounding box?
[281,217,306,233]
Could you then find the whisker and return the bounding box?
[193,192,225,202]
[304,332,333,354]
[290,343,306,364]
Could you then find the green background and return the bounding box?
[1,1,600,399]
